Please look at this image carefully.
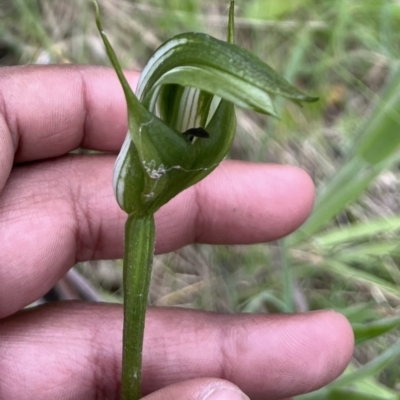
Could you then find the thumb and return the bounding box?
[141,378,250,400]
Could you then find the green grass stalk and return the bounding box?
[281,239,295,313]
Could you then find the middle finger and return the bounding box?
[0,303,353,400]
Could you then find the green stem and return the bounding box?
[121,214,155,400]
[227,0,235,44]
[280,239,295,313]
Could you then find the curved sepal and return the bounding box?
[137,32,318,115]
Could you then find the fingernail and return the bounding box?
[202,387,250,400]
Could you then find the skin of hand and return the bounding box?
[0,65,354,400]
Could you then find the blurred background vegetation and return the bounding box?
[2,0,400,398]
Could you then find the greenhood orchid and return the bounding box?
[93,1,317,399]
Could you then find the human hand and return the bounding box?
[0,65,353,400]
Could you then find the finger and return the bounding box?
[0,158,314,317]
[142,379,292,400]
[0,65,139,191]
[0,304,353,400]
[142,378,249,400]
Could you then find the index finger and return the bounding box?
[0,65,139,188]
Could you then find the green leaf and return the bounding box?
[323,259,400,298]
[353,316,400,346]
[355,70,400,164]
[337,241,400,262]
[332,342,400,388]
[327,387,399,400]
[290,67,400,245]
[297,349,400,400]
[314,216,400,248]
[240,291,289,313]
[245,0,314,20]
[339,303,381,323]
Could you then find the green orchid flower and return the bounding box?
[93,1,317,399]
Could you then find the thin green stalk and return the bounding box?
[122,214,155,400]
[227,0,235,44]
[280,239,294,313]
